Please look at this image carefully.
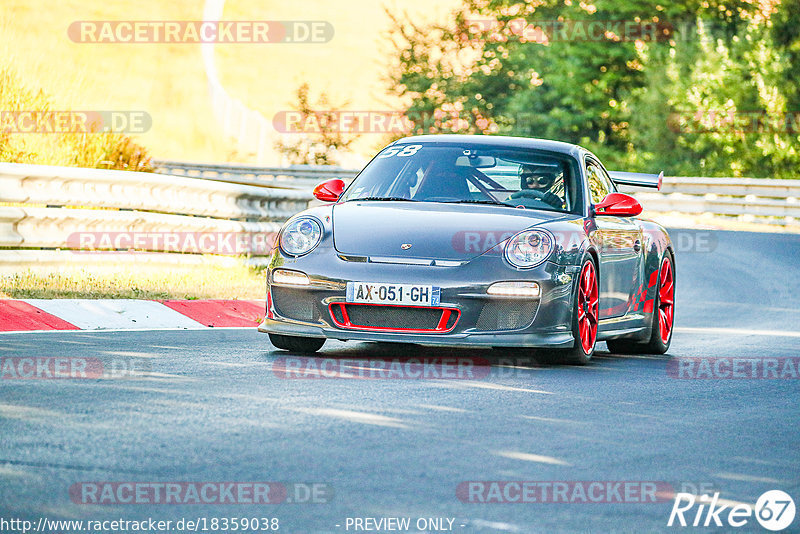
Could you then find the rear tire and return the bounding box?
[560,256,599,365]
[268,333,325,353]
[607,253,674,355]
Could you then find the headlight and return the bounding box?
[504,229,554,269]
[280,217,322,256]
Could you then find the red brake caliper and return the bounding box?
[658,259,674,344]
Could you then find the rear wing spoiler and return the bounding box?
[608,171,663,191]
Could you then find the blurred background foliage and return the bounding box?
[274,83,359,165]
[1,0,797,176]
[386,0,800,178]
[0,63,152,171]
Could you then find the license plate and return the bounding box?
[346,282,440,307]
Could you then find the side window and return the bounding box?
[585,160,612,205]
[598,165,617,193]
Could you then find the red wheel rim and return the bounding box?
[658,258,674,344]
[577,261,598,353]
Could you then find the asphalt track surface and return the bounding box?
[1,230,799,533]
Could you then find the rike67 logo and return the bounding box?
[668,490,795,531]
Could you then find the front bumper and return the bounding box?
[258,248,578,348]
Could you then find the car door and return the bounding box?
[585,157,644,319]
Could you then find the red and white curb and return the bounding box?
[0,299,264,333]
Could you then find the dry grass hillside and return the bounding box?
[1,0,459,165]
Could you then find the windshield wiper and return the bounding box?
[348,196,418,202]
[444,199,515,207]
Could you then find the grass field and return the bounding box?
[1,0,460,165]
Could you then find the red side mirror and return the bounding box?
[594,192,642,217]
[313,179,345,202]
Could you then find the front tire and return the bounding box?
[607,253,674,355]
[560,257,599,365]
[268,333,325,353]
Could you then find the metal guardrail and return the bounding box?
[623,177,800,226]
[152,161,359,190]
[1,162,312,220]
[658,177,800,197]
[0,162,312,270]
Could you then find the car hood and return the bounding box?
[332,201,569,261]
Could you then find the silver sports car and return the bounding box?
[258,135,675,364]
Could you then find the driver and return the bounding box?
[508,165,563,208]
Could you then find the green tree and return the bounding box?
[274,83,359,165]
[631,7,800,178]
[771,0,800,110]
[387,0,799,177]
[388,0,698,164]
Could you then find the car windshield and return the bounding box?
[341,143,579,213]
